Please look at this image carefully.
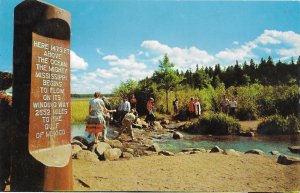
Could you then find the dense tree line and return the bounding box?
[178,56,300,89]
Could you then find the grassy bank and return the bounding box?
[71,99,89,124]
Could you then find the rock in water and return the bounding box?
[270,150,280,155]
[153,121,163,130]
[245,149,265,155]
[173,131,183,139]
[238,131,255,137]
[288,146,300,154]
[210,146,223,153]
[76,150,99,162]
[104,148,122,161]
[147,143,161,152]
[159,151,175,156]
[94,142,112,156]
[277,155,300,165]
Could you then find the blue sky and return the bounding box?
[1,0,299,94]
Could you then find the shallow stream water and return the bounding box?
[72,124,300,157]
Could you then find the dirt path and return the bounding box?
[73,153,300,192]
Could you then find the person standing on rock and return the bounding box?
[117,109,136,141]
[87,92,108,143]
[145,97,155,128]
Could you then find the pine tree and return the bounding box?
[153,54,182,113]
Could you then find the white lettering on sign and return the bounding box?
[31,35,70,141]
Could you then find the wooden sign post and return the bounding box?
[12,0,73,191]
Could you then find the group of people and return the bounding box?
[220,95,238,117]
[187,97,202,119]
[86,93,139,143]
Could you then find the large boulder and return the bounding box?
[245,149,265,155]
[277,155,300,165]
[104,148,122,161]
[147,143,161,152]
[173,131,183,139]
[75,150,99,162]
[153,121,163,130]
[106,140,123,148]
[72,144,82,157]
[94,142,112,156]
[288,146,300,154]
[210,146,223,153]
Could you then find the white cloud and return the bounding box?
[70,50,88,70]
[215,30,300,64]
[254,30,300,57]
[141,40,216,70]
[216,42,257,63]
[95,68,116,78]
[103,54,147,70]
[233,41,239,45]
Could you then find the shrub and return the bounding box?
[274,85,299,117]
[286,115,300,134]
[257,114,300,135]
[236,106,258,121]
[188,112,240,135]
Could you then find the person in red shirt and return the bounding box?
[188,97,195,120]
[145,97,155,128]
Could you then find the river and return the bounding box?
[72,124,300,158]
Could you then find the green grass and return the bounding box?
[71,99,89,124]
